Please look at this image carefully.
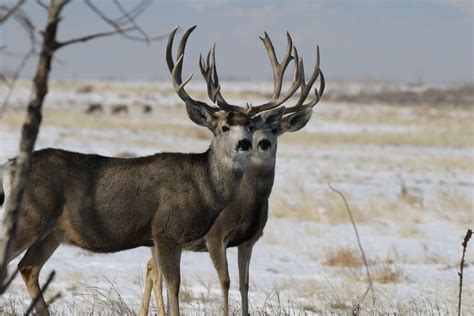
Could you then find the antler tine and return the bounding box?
[167,26,219,113]
[165,26,179,73]
[261,31,293,99]
[199,50,217,102]
[198,44,246,113]
[284,45,325,115]
[247,32,302,116]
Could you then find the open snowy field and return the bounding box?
[0,80,473,315]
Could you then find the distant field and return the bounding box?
[0,80,473,315]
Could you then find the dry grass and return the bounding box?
[372,264,404,284]
[271,188,426,226]
[322,247,362,268]
[433,187,474,225]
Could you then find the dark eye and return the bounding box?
[222,126,230,132]
[271,128,278,135]
[249,126,255,132]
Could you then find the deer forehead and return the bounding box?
[217,112,252,127]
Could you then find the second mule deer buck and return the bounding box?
[0,26,254,316]
[140,32,325,316]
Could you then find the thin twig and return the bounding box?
[0,266,19,293]
[56,27,135,49]
[0,48,35,116]
[0,0,26,24]
[84,0,167,42]
[35,0,49,10]
[327,182,375,311]
[113,0,150,25]
[458,228,472,316]
[112,0,150,45]
[25,270,56,315]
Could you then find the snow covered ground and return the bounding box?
[0,81,473,315]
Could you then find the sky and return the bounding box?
[0,0,473,84]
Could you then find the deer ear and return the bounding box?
[260,107,286,125]
[278,108,313,135]
[185,101,217,131]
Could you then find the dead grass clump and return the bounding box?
[433,188,473,225]
[76,84,93,94]
[323,247,362,268]
[271,190,368,224]
[373,264,404,284]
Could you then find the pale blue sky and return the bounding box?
[1,0,473,83]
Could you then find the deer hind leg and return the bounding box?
[153,240,181,316]
[140,258,154,316]
[151,246,167,316]
[238,243,254,316]
[140,256,166,316]
[208,238,230,316]
[18,232,60,316]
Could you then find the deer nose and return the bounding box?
[258,139,271,151]
[236,139,252,151]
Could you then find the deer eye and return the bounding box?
[222,126,230,132]
[271,128,278,135]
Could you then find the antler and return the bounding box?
[283,45,325,115]
[166,26,219,113]
[199,46,246,113]
[246,32,302,117]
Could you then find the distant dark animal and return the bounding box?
[110,104,128,115]
[143,104,153,114]
[85,103,103,115]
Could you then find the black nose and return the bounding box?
[258,139,271,150]
[236,139,252,151]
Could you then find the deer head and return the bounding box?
[198,30,325,168]
[166,26,254,171]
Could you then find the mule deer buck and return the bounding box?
[0,26,255,316]
[140,32,325,316]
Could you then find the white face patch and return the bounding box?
[217,124,253,171]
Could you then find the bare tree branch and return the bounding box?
[0,6,39,117]
[35,0,49,10]
[0,48,35,116]
[114,0,150,25]
[112,0,150,45]
[0,0,26,24]
[56,26,135,49]
[84,0,167,43]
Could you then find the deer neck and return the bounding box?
[248,159,276,195]
[206,147,245,211]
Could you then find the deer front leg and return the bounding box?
[238,243,254,316]
[18,232,60,316]
[153,240,182,316]
[208,238,230,316]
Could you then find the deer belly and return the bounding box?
[58,205,154,253]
